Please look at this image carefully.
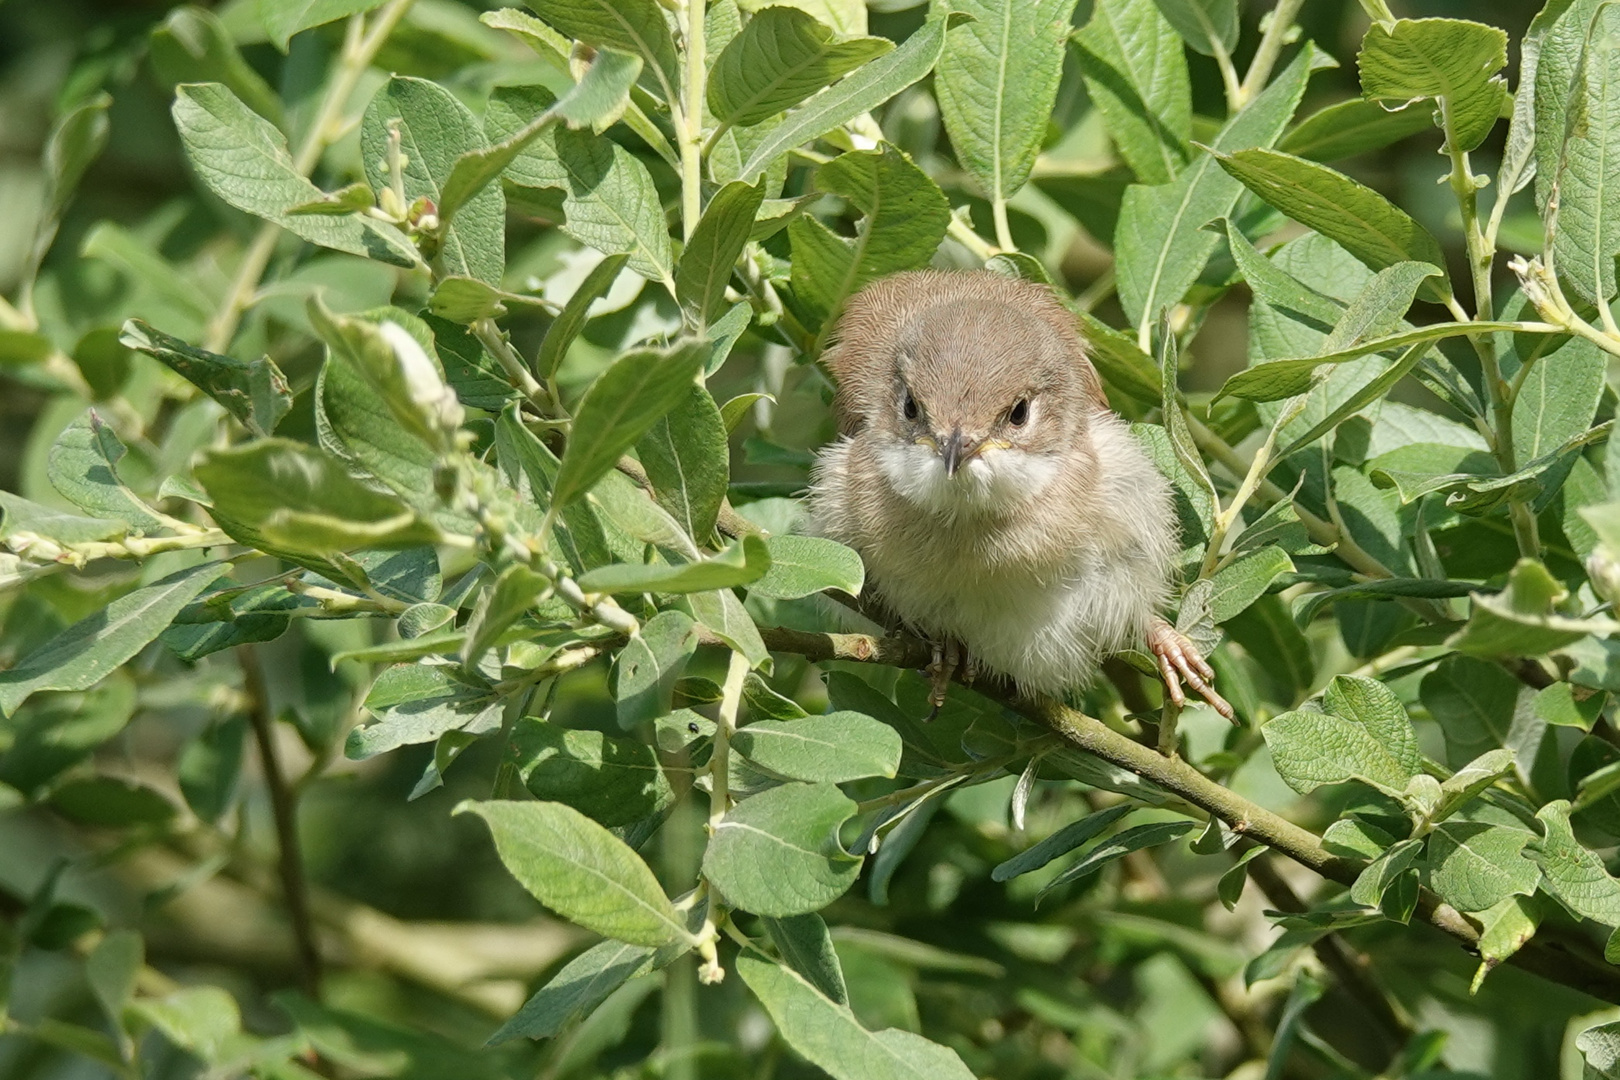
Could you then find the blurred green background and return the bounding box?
[0,2,1591,1079]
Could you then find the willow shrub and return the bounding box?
[8,0,1620,1077]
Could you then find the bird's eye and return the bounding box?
[902,391,919,421]
[1008,398,1030,427]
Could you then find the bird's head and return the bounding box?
[825,273,1101,517]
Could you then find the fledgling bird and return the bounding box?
[808,270,1231,719]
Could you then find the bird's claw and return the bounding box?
[925,638,973,719]
[1148,621,1234,722]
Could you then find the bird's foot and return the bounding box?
[1147,620,1234,722]
[925,637,971,719]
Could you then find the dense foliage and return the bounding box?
[10,0,1620,1077]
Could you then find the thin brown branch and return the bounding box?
[1246,852,1411,1048]
[239,645,322,997]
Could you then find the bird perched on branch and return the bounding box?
[808,270,1231,720]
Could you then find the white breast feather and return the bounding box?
[810,415,1175,696]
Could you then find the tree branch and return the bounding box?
[744,624,1620,1005]
[239,645,322,998]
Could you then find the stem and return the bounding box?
[204,0,415,352]
[1210,32,1243,114]
[1237,0,1306,107]
[991,199,1015,252]
[473,316,553,414]
[239,646,321,997]
[1443,103,1540,558]
[1357,0,1398,28]
[1184,414,1396,581]
[708,649,748,833]
[1197,404,1294,578]
[695,649,747,985]
[946,214,998,263]
[679,0,707,242]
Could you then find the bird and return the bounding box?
[807,269,1232,720]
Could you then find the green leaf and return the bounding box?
[196,438,438,555]
[535,253,630,382]
[579,535,770,595]
[636,385,730,544]
[425,276,509,323]
[487,939,657,1044]
[129,986,239,1063]
[789,146,950,324]
[688,587,771,669]
[1536,683,1607,731]
[171,84,417,268]
[613,610,699,728]
[458,799,685,946]
[526,0,681,102]
[1080,312,1162,402]
[1322,262,1443,353]
[177,716,245,823]
[462,565,551,667]
[1548,4,1620,304]
[316,336,476,534]
[1357,18,1510,152]
[511,717,676,826]
[1151,0,1237,57]
[1278,97,1439,161]
[348,664,499,759]
[553,340,709,510]
[990,803,1134,882]
[1207,546,1292,623]
[46,411,162,530]
[702,781,862,916]
[1427,820,1539,913]
[750,535,865,599]
[733,712,902,783]
[488,87,673,286]
[32,91,112,255]
[151,6,284,126]
[260,0,386,49]
[1073,0,1191,184]
[676,181,765,328]
[1513,336,1605,461]
[1038,820,1196,899]
[763,913,848,1005]
[120,319,291,437]
[1529,799,1620,926]
[86,930,141,1051]
[360,76,504,285]
[737,9,958,183]
[1215,320,1526,402]
[285,181,376,216]
[1420,654,1531,771]
[437,48,642,229]
[1323,818,1399,859]
[1323,674,1422,777]
[1217,847,1264,909]
[1115,44,1326,328]
[1433,748,1518,821]
[1261,709,1416,796]
[935,0,1079,208]
[736,954,977,1080]
[709,6,893,126]
[1349,836,1424,910]
[0,563,222,717]
[1211,147,1451,302]
[51,775,177,827]
[1448,558,1620,658]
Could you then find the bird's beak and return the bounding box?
[941,428,978,478]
